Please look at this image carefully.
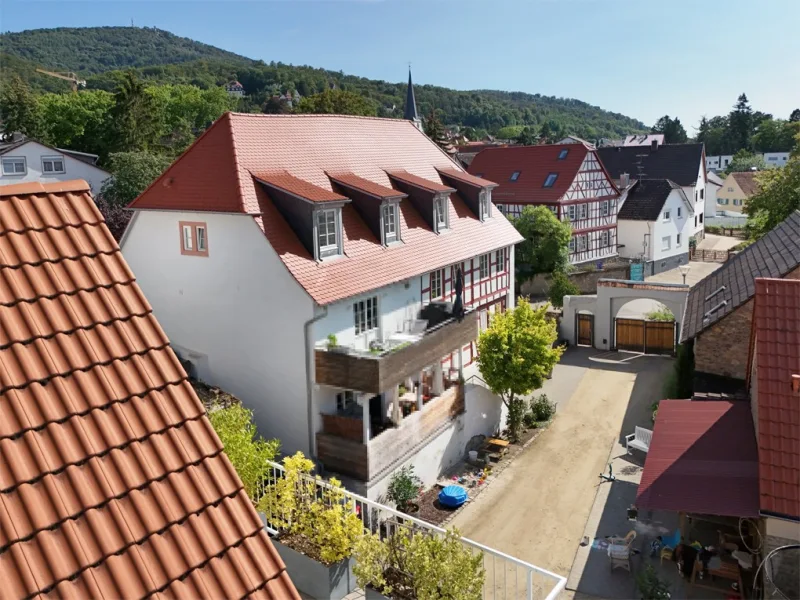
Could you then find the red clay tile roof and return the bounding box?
[255,171,348,203]
[328,172,406,199]
[436,167,498,189]
[752,277,800,519]
[386,169,456,193]
[732,171,761,197]
[636,400,760,518]
[129,113,522,306]
[467,143,599,204]
[0,181,298,599]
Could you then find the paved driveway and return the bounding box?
[449,348,673,577]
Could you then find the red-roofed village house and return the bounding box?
[122,111,522,499]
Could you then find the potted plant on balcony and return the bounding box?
[353,527,484,600]
[258,452,363,600]
[386,465,423,515]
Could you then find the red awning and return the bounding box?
[636,400,760,518]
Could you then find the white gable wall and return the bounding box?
[121,211,316,456]
[0,141,110,193]
[682,162,706,238]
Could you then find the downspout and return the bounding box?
[304,304,328,460]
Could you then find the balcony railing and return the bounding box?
[315,308,479,394]
[256,459,567,600]
[317,384,465,481]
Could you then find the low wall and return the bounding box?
[520,263,630,298]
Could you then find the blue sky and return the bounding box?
[3,0,799,132]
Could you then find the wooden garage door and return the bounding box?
[615,318,645,352]
[645,321,676,355]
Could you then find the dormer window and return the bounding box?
[479,189,492,221]
[315,208,342,259]
[381,202,400,245]
[433,195,449,232]
[543,173,558,188]
[558,149,569,160]
[510,171,521,182]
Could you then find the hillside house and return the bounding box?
[616,179,694,274]
[717,171,761,214]
[225,80,246,97]
[122,112,522,499]
[467,142,621,265]
[597,142,707,240]
[681,210,800,383]
[0,134,110,193]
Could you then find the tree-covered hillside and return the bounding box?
[0,26,647,139]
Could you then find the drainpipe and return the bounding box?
[304,304,328,460]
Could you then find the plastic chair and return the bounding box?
[660,529,681,564]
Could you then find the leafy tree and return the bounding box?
[262,95,291,114]
[548,271,579,308]
[652,115,688,144]
[208,403,280,499]
[744,157,800,238]
[423,107,449,149]
[0,75,42,137]
[791,109,800,123]
[109,71,161,152]
[751,119,799,153]
[36,90,115,158]
[295,88,377,116]
[496,125,524,140]
[477,300,563,441]
[725,149,767,174]
[513,205,572,274]
[99,151,172,206]
[516,126,539,145]
[729,93,753,152]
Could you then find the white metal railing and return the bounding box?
[256,460,566,600]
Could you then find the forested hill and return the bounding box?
[0,26,647,138]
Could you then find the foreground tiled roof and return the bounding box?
[617,179,686,221]
[681,210,800,341]
[731,171,761,197]
[597,143,704,187]
[129,113,521,306]
[636,400,759,518]
[0,181,297,599]
[466,143,595,204]
[751,278,800,519]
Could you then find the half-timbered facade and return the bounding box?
[468,142,620,265]
[123,112,522,500]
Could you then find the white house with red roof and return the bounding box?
[122,112,522,499]
[467,143,620,265]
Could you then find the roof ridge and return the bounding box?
[0,180,91,198]
[228,111,418,124]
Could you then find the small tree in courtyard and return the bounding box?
[477,300,563,441]
[513,205,572,276]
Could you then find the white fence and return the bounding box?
[258,460,566,600]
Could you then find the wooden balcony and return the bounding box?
[317,384,465,482]
[315,309,478,394]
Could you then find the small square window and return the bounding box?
[42,157,66,174]
[558,149,569,160]
[543,173,558,188]
[510,171,521,182]
[496,249,505,272]
[662,236,671,251]
[430,269,443,299]
[479,254,489,279]
[2,157,26,175]
[663,210,671,221]
[179,221,209,257]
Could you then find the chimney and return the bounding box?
[651,139,659,151]
[620,172,630,188]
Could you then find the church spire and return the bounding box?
[404,67,420,127]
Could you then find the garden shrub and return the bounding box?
[530,393,556,421]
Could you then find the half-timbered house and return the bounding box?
[121,112,522,500]
[467,142,621,265]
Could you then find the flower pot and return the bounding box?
[400,501,420,515]
[272,538,355,600]
[365,587,391,600]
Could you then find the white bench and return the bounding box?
[625,427,652,454]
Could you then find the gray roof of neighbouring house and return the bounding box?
[681,210,800,342]
[598,143,704,187]
[618,179,685,221]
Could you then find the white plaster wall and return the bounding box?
[765,516,800,540]
[705,181,720,216]
[652,190,691,261]
[682,162,706,237]
[561,295,599,344]
[121,210,316,455]
[617,220,652,260]
[0,141,110,194]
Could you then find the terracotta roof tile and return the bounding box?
[129,113,522,305]
[731,171,761,197]
[752,278,800,519]
[386,170,455,193]
[435,167,498,189]
[328,172,406,199]
[0,181,298,599]
[255,171,348,203]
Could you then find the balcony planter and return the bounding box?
[272,539,355,600]
[364,587,391,600]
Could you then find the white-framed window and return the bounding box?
[354,296,379,335]
[548,205,558,216]
[316,208,340,259]
[196,225,207,252]
[600,230,610,247]
[543,173,558,188]
[662,236,671,251]
[567,205,576,221]
[728,187,734,192]
[182,225,193,251]
[336,391,356,413]
[601,200,609,216]
[41,156,65,174]
[433,196,448,232]
[510,171,521,182]
[1,157,26,175]
[676,233,682,246]
[577,234,587,252]
[496,249,505,272]
[479,189,491,221]
[430,269,443,299]
[733,199,741,206]
[677,207,682,217]
[579,203,588,220]
[479,254,489,279]
[568,237,576,252]
[382,202,399,244]
[663,210,671,221]
[179,221,209,257]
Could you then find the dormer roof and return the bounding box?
[386,170,456,194]
[255,171,349,203]
[328,172,406,200]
